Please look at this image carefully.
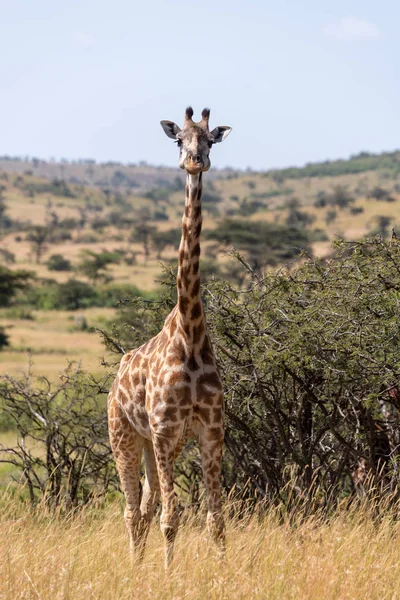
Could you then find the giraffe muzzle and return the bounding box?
[184,155,204,174]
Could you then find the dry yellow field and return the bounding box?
[1,494,400,600]
[0,308,115,379]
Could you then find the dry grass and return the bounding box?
[1,308,115,379]
[1,493,400,599]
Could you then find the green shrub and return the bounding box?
[0,266,33,307]
[0,326,9,350]
[206,219,310,268]
[26,279,98,310]
[17,178,76,198]
[108,239,400,503]
[97,283,156,307]
[47,254,72,272]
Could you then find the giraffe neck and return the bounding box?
[177,172,204,329]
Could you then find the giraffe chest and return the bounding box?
[146,356,224,436]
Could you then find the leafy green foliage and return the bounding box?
[77,250,121,284]
[151,227,181,258]
[105,239,400,505]
[203,239,400,500]
[24,279,152,310]
[206,219,310,268]
[0,266,33,307]
[267,151,400,179]
[0,365,115,505]
[17,178,76,198]
[26,226,50,264]
[369,186,395,202]
[0,326,9,350]
[285,198,316,228]
[46,254,72,271]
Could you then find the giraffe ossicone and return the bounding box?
[108,107,232,568]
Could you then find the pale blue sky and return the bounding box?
[0,0,399,170]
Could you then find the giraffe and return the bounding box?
[108,106,232,568]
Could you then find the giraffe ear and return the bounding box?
[160,120,182,140]
[210,126,232,144]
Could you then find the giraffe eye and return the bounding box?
[208,141,213,149]
[176,139,182,147]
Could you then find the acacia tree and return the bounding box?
[27,226,50,263]
[151,227,181,259]
[0,265,32,307]
[77,250,120,285]
[105,238,400,506]
[131,221,157,263]
[0,365,115,506]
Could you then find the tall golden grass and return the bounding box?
[1,488,400,599]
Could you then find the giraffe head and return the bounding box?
[161,107,232,174]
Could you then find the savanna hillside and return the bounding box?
[1,150,400,377]
[2,151,400,599]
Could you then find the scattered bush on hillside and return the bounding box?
[17,178,76,198]
[308,229,329,242]
[0,266,33,307]
[144,188,171,204]
[285,198,316,228]
[26,226,50,264]
[330,186,354,209]
[23,278,150,311]
[48,228,73,243]
[314,191,328,208]
[107,210,135,229]
[151,227,181,259]
[250,188,295,200]
[238,198,266,216]
[350,206,364,215]
[0,326,9,350]
[131,221,157,263]
[0,249,15,264]
[90,217,110,231]
[110,170,138,189]
[98,283,155,307]
[0,193,13,232]
[46,254,72,272]
[368,216,394,238]
[368,186,395,202]
[75,232,99,244]
[206,218,310,270]
[153,208,169,221]
[26,279,99,310]
[267,151,400,179]
[77,250,121,285]
[325,209,337,225]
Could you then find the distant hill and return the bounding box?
[1,148,400,192]
[0,156,242,193]
[266,150,400,180]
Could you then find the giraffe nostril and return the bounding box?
[194,154,201,163]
